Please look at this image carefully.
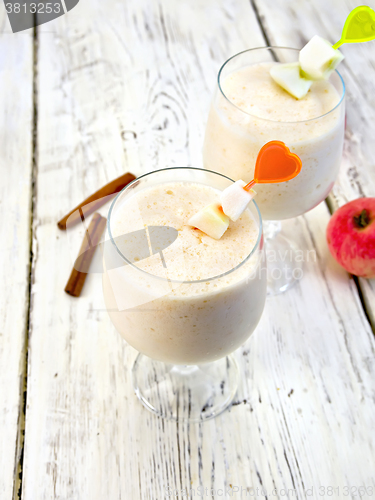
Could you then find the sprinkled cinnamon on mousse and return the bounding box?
[110,182,258,281]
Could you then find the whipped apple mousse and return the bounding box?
[203,56,345,220]
[103,178,266,365]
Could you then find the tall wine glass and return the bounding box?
[102,167,266,422]
[203,47,345,294]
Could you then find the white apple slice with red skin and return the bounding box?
[326,198,375,278]
[220,180,256,222]
[270,62,313,99]
[188,203,230,240]
[299,35,344,80]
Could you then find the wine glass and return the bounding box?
[102,167,266,422]
[203,47,346,294]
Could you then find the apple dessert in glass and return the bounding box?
[203,45,345,294]
[103,167,266,422]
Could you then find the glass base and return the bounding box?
[265,222,303,296]
[132,354,239,422]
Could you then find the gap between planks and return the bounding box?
[12,24,39,500]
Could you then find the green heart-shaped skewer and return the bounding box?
[333,5,375,49]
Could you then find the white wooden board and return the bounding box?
[0,10,33,500]
[19,0,375,499]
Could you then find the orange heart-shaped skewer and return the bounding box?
[244,141,302,191]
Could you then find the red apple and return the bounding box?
[326,198,375,278]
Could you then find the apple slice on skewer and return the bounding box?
[299,35,344,80]
[270,62,313,99]
[221,180,257,222]
[188,141,302,240]
[188,203,230,240]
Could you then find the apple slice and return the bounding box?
[270,62,313,99]
[188,203,230,240]
[299,35,344,80]
[220,180,256,222]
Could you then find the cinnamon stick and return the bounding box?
[64,213,107,297]
[58,172,136,230]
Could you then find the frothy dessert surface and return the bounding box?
[110,182,259,282]
[222,62,341,123]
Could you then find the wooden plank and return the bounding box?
[0,12,34,500]
[22,0,375,499]
[252,0,375,326]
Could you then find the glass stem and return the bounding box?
[263,220,282,241]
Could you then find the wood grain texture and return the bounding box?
[0,10,33,500]
[252,0,375,327]
[19,0,375,499]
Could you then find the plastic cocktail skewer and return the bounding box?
[333,6,375,49]
[222,140,302,225]
[243,140,302,191]
[244,179,257,190]
[188,141,302,240]
[270,7,375,99]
